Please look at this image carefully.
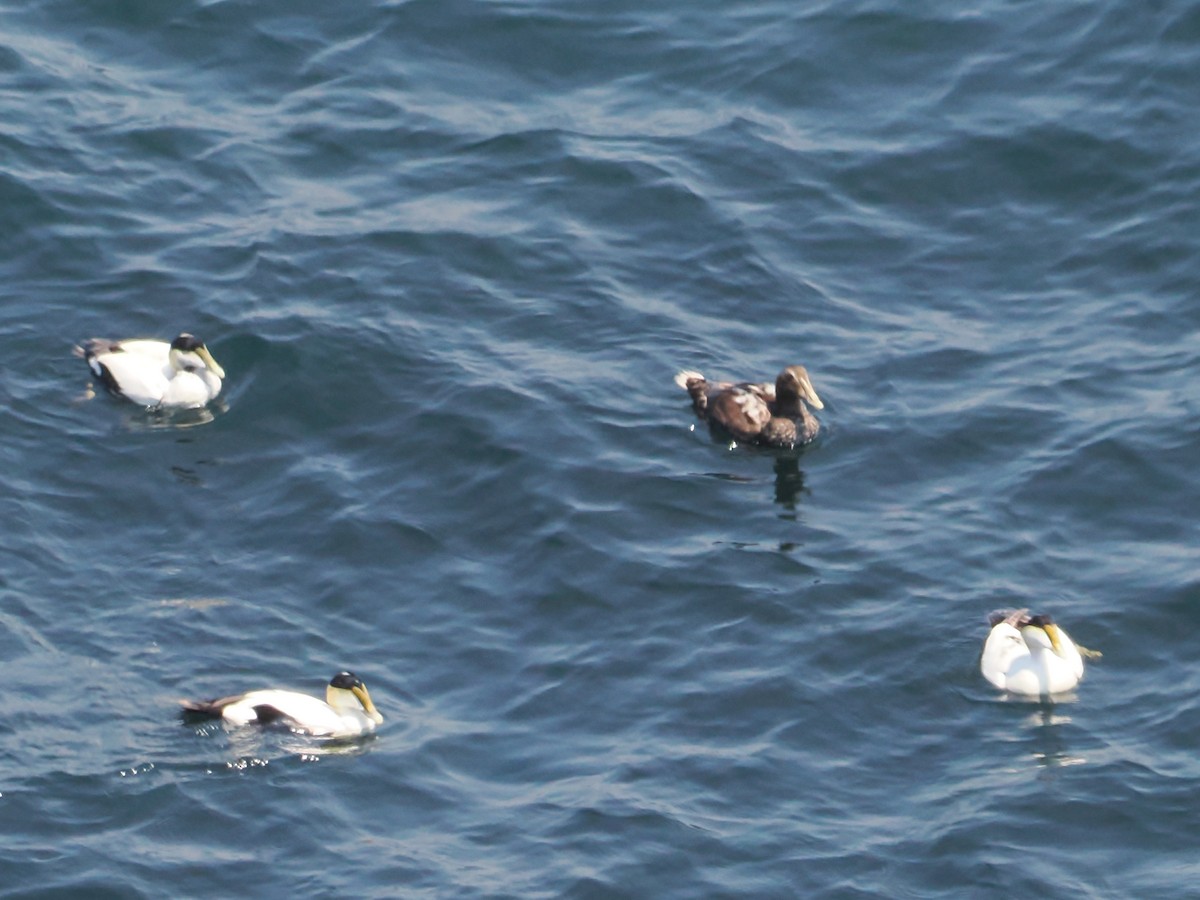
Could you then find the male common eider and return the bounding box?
[675,365,824,448]
[980,609,1085,696]
[181,671,383,738]
[76,333,225,409]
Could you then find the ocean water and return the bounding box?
[2,0,1199,896]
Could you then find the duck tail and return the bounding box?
[986,608,1030,628]
[180,699,217,717]
[179,697,232,720]
[74,338,119,361]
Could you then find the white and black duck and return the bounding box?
[76,332,225,409]
[181,671,384,738]
[980,609,1085,696]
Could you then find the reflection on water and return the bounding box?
[75,397,226,430]
[772,455,806,511]
[1026,705,1088,770]
[124,402,226,431]
[184,718,381,765]
[699,453,809,512]
[171,465,204,486]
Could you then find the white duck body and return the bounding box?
[981,610,1084,696]
[181,672,383,739]
[78,333,224,408]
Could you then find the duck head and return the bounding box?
[776,365,823,409]
[169,333,225,380]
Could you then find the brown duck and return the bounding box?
[675,365,824,448]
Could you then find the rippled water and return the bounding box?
[2,1,1199,896]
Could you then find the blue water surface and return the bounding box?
[2,1,1199,897]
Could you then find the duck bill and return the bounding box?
[1043,623,1065,656]
[800,376,824,410]
[353,685,384,724]
[196,346,226,380]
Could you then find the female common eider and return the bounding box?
[76,333,225,409]
[674,365,824,448]
[181,671,384,738]
[980,609,1085,696]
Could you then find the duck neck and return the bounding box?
[774,391,808,417]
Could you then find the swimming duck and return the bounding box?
[75,333,225,408]
[180,671,384,738]
[675,365,824,447]
[980,609,1084,696]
